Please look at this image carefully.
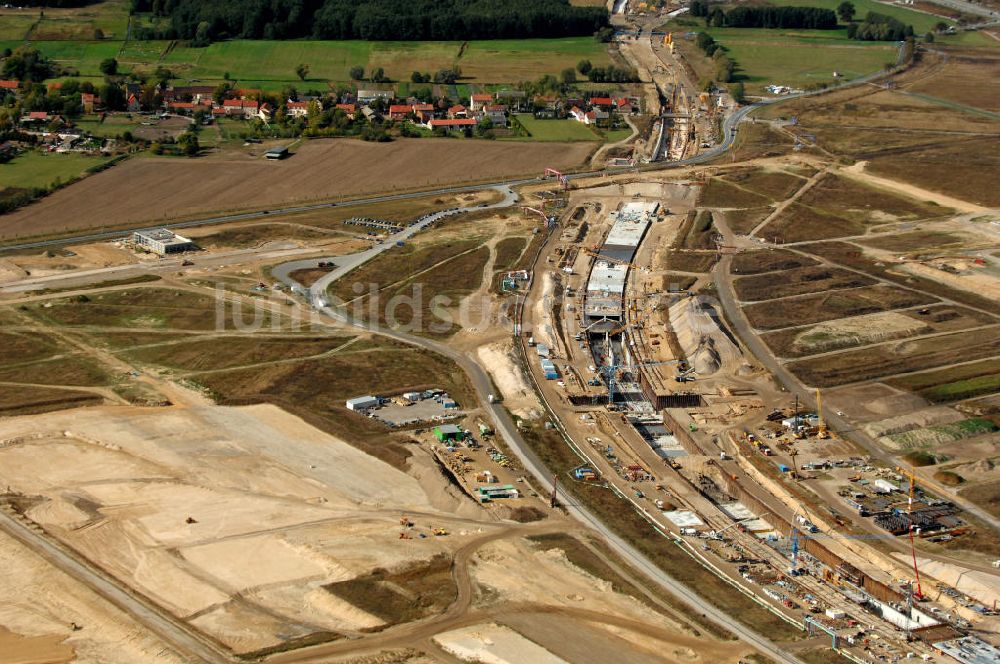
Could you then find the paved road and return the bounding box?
[0,508,226,664]
[272,185,517,294]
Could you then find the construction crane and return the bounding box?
[895,465,924,600]
[521,206,555,229]
[543,167,569,189]
[789,526,801,576]
[815,388,829,439]
[600,359,683,403]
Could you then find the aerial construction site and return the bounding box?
[1,0,1000,662]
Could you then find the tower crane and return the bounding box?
[895,465,924,600]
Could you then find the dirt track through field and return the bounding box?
[0,139,594,242]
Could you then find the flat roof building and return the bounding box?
[345,395,379,411]
[132,229,194,255]
[433,424,463,442]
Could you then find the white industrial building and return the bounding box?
[132,228,195,255]
[345,395,379,411]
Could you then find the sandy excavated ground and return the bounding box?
[0,530,185,664]
[477,341,541,420]
[0,139,594,241]
[0,403,493,654]
[434,623,567,664]
[468,538,752,664]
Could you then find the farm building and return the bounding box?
[132,229,194,255]
[345,395,379,411]
[433,424,463,442]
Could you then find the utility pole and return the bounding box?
[550,474,559,508]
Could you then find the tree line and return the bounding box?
[691,3,838,30]
[849,12,914,41]
[130,0,609,43]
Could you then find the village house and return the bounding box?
[388,104,412,121]
[411,103,434,125]
[357,89,393,104]
[480,104,507,127]
[222,98,260,118]
[81,92,97,113]
[335,103,357,120]
[167,85,215,103]
[447,104,468,119]
[590,96,613,109]
[469,93,492,112]
[429,118,477,132]
[286,100,312,117]
[0,80,18,98]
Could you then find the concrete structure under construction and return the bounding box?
[584,201,656,322]
[132,228,194,255]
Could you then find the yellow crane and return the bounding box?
[815,388,829,439]
[894,465,924,599]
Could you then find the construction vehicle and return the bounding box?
[400,515,413,528]
[433,527,449,536]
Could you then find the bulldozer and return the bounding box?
[433,527,449,537]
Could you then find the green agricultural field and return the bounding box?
[701,28,896,91]
[0,151,114,190]
[11,36,611,89]
[0,0,130,41]
[512,114,601,141]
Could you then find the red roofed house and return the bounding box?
[21,111,50,124]
[126,93,141,113]
[222,98,259,118]
[286,100,310,118]
[411,103,434,124]
[430,118,477,132]
[168,101,196,113]
[0,80,18,91]
[388,104,412,121]
[615,96,635,114]
[447,104,467,119]
[469,93,492,112]
[335,103,356,119]
[81,92,97,113]
[590,97,613,109]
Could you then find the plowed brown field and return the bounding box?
[0,138,595,242]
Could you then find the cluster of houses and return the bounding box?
[2,76,640,134]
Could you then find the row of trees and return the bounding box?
[130,0,609,43]
[849,12,914,40]
[701,6,838,30]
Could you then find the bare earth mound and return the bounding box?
[0,139,594,242]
